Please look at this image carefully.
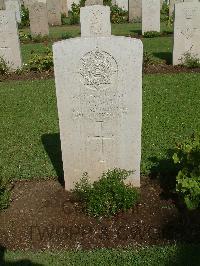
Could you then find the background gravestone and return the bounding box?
[85,0,103,5]
[53,5,143,190]
[128,0,142,22]
[29,1,49,37]
[80,5,111,36]
[0,0,5,9]
[0,10,22,70]
[142,0,160,34]
[60,0,68,16]
[5,0,21,23]
[47,0,61,26]
[173,2,200,65]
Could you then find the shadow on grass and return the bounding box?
[148,148,179,200]
[153,52,172,65]
[129,29,142,35]
[0,245,43,266]
[41,133,64,187]
[166,245,200,266]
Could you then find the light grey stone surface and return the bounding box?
[47,0,61,26]
[142,0,160,34]
[116,0,128,10]
[85,0,103,5]
[5,0,21,23]
[173,2,200,65]
[0,10,22,70]
[80,5,111,37]
[29,1,49,36]
[53,6,143,190]
[169,0,183,17]
[129,0,142,22]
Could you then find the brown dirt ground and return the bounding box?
[0,65,200,83]
[0,177,199,251]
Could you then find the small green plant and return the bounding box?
[0,178,10,210]
[31,35,49,43]
[110,5,128,23]
[143,31,161,38]
[74,168,140,217]
[172,134,200,210]
[143,52,160,67]
[181,52,200,68]
[69,3,81,25]
[19,31,32,42]
[61,32,73,39]
[0,57,9,75]
[61,13,70,25]
[19,5,30,28]
[28,47,53,72]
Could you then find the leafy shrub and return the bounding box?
[61,13,69,25]
[19,31,32,42]
[172,134,200,210]
[61,32,73,39]
[74,168,140,217]
[69,3,81,25]
[181,52,200,68]
[143,52,160,67]
[0,57,9,75]
[69,0,127,25]
[160,2,169,22]
[0,178,10,210]
[143,31,161,38]
[110,5,128,23]
[28,47,53,72]
[31,35,49,43]
[19,5,30,28]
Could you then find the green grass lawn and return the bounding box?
[20,22,173,64]
[20,22,172,39]
[1,245,200,266]
[21,36,173,64]
[0,73,200,182]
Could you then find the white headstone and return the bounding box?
[29,1,49,37]
[169,0,183,17]
[142,0,160,34]
[0,0,5,9]
[116,0,128,10]
[5,0,21,23]
[85,0,103,5]
[53,5,143,190]
[129,0,142,22]
[60,0,68,16]
[47,0,61,26]
[173,2,200,65]
[80,5,111,37]
[0,10,22,70]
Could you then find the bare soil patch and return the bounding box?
[0,177,199,251]
[0,65,200,83]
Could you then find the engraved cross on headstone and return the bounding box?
[89,121,114,163]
